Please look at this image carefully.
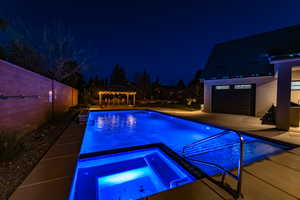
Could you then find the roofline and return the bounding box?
[214,24,300,47]
[204,75,274,82]
[270,57,300,64]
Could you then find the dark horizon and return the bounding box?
[2,0,300,84]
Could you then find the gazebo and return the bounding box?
[98,85,136,105]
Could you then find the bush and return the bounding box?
[0,133,24,161]
[260,105,276,125]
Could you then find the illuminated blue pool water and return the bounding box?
[70,110,292,199]
[69,148,195,200]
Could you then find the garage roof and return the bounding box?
[203,24,300,80]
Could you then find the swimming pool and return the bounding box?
[70,110,292,199]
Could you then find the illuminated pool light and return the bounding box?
[99,167,148,186]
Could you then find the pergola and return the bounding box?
[99,90,136,105]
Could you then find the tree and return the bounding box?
[6,40,44,74]
[40,23,88,85]
[4,21,90,88]
[194,69,203,81]
[136,71,151,99]
[153,77,160,87]
[176,80,186,90]
[151,77,161,99]
[0,18,8,59]
[0,18,8,31]
[110,64,127,85]
[188,69,204,103]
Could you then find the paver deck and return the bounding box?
[10,107,300,200]
[10,122,84,200]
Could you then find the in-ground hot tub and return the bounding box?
[69,146,195,200]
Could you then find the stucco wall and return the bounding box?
[0,59,78,134]
[204,76,277,117]
[291,70,300,103]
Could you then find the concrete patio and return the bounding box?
[10,121,85,200]
[9,107,300,200]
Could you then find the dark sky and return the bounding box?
[2,0,300,84]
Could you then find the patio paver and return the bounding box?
[268,151,300,171]
[43,142,82,159]
[10,177,72,200]
[289,147,300,155]
[203,171,297,200]
[21,156,77,186]
[245,158,300,199]
[10,122,84,200]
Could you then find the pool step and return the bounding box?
[144,179,229,200]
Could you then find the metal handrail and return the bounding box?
[183,130,230,152]
[183,142,241,158]
[182,130,244,199]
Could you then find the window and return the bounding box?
[291,81,300,90]
[234,84,252,89]
[215,85,230,90]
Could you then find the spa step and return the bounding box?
[144,179,228,200]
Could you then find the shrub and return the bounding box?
[0,133,24,161]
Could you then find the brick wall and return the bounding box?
[0,59,78,134]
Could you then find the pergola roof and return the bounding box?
[98,85,136,105]
[99,91,136,95]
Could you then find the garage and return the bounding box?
[212,84,255,116]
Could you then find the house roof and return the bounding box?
[203,24,300,80]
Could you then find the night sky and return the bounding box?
[2,0,300,84]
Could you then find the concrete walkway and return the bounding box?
[10,107,300,200]
[10,122,85,200]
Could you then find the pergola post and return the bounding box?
[99,92,102,105]
[99,91,136,106]
[133,94,136,105]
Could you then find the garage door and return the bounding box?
[212,84,255,116]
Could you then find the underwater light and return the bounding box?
[98,167,148,186]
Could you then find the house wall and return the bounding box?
[291,69,300,103]
[0,59,78,134]
[204,76,277,117]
